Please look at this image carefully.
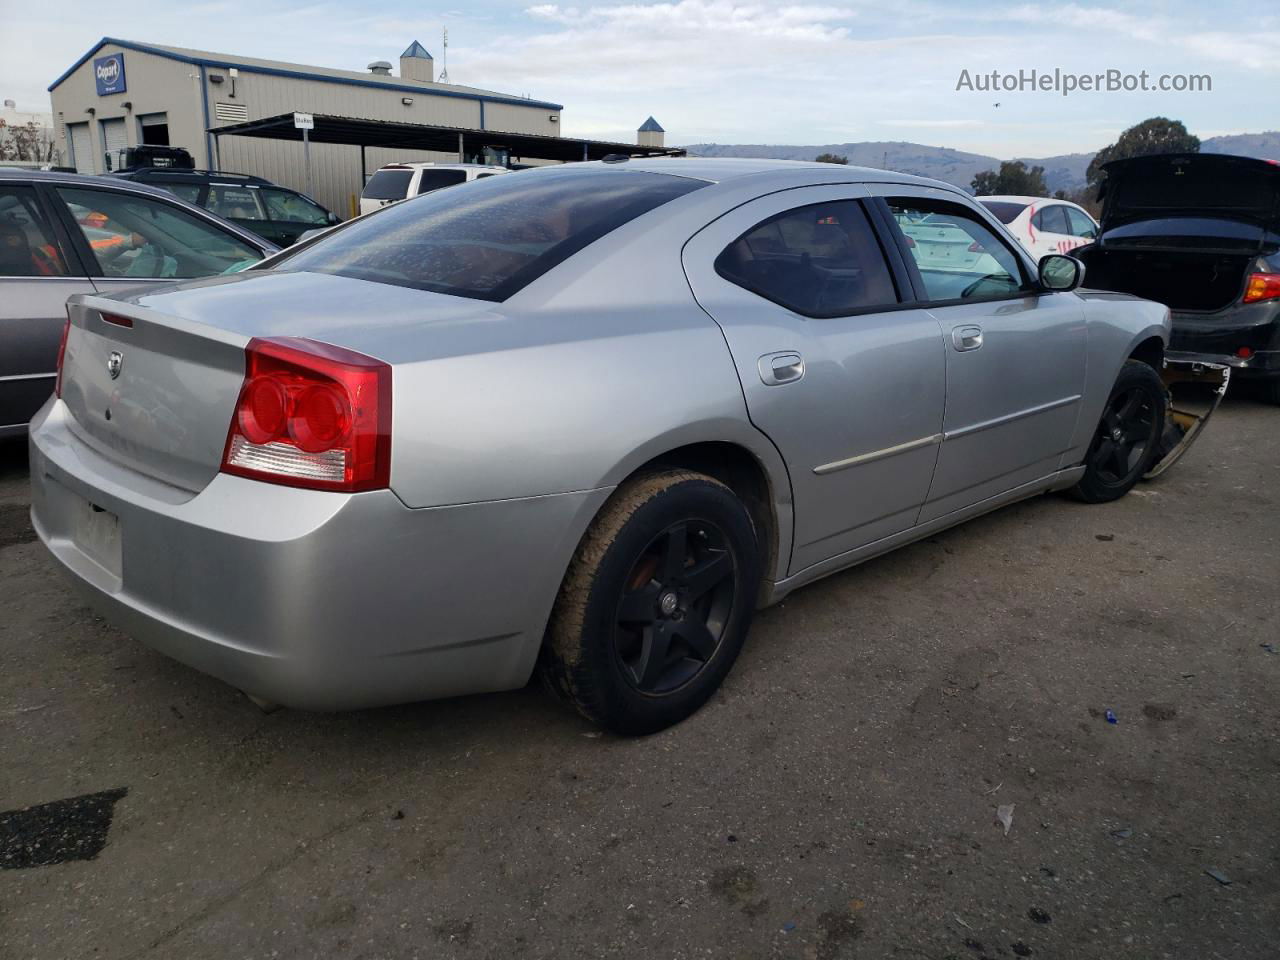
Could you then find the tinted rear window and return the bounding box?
[362,169,413,200]
[978,200,1027,224]
[417,170,468,194]
[279,167,707,301]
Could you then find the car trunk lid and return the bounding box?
[59,271,496,493]
[1099,153,1280,233]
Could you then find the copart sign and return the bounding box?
[94,53,126,96]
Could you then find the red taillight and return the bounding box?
[54,316,71,398]
[903,235,916,248]
[1242,272,1280,304]
[1237,346,1254,359]
[967,240,985,253]
[221,337,391,492]
[100,312,134,328]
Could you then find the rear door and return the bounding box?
[1029,203,1076,258]
[0,182,95,431]
[874,188,1086,522]
[683,185,947,574]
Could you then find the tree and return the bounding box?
[970,160,1047,196]
[0,119,59,163]
[814,153,848,164]
[1086,117,1199,186]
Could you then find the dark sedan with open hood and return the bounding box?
[1078,153,1280,401]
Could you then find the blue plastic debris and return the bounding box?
[1105,709,1118,724]
[782,922,797,933]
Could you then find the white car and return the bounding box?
[978,195,1098,260]
[359,162,510,215]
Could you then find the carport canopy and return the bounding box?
[208,112,685,178]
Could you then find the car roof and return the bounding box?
[376,162,501,171]
[118,169,274,185]
[608,156,957,192]
[0,167,195,200]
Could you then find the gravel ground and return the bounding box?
[1,399,1277,960]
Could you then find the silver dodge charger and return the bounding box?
[29,159,1223,734]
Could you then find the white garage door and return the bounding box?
[101,119,127,172]
[68,123,92,174]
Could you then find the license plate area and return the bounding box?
[71,494,122,579]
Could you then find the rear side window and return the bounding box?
[714,201,898,316]
[416,170,468,194]
[161,182,203,204]
[1032,205,1070,234]
[978,200,1027,224]
[362,169,412,200]
[207,185,266,221]
[280,168,707,301]
[1066,207,1098,238]
[0,184,70,277]
[888,198,1031,302]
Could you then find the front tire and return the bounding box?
[1069,360,1166,503]
[539,470,761,735]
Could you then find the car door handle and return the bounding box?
[759,352,804,386]
[951,325,984,352]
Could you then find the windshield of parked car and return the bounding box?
[278,168,708,301]
[362,169,413,200]
[977,200,1028,224]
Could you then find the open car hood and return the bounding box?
[1100,153,1280,233]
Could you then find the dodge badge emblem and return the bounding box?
[107,351,123,380]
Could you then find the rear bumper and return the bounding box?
[1169,305,1280,378]
[29,400,610,710]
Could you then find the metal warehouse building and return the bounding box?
[49,37,674,217]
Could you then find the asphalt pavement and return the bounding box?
[2,397,1277,959]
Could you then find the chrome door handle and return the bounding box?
[759,352,804,386]
[952,325,984,351]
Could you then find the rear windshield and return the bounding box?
[978,200,1027,224]
[362,169,413,200]
[417,170,468,194]
[279,167,707,301]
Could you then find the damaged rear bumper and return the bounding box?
[1144,360,1230,480]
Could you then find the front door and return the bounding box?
[873,189,1087,522]
[683,185,947,575]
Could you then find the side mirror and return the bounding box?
[328,212,340,225]
[1039,254,1085,292]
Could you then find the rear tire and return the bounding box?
[539,470,761,735]
[1069,360,1166,503]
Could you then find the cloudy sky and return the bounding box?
[4,0,1276,157]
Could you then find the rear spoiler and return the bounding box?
[1144,360,1230,479]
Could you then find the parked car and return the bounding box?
[358,162,510,214]
[1077,153,1280,402]
[110,169,340,247]
[29,159,1223,733]
[0,169,276,437]
[978,195,1099,260]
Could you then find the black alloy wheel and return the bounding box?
[614,519,737,695]
[1069,360,1166,503]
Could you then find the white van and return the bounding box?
[359,162,510,215]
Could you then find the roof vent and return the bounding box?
[368,60,393,76]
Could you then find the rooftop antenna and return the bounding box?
[437,27,450,84]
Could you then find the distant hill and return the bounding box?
[684,133,1279,194]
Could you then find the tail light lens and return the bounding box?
[1242,272,1280,304]
[54,316,71,398]
[967,240,985,253]
[221,337,391,492]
